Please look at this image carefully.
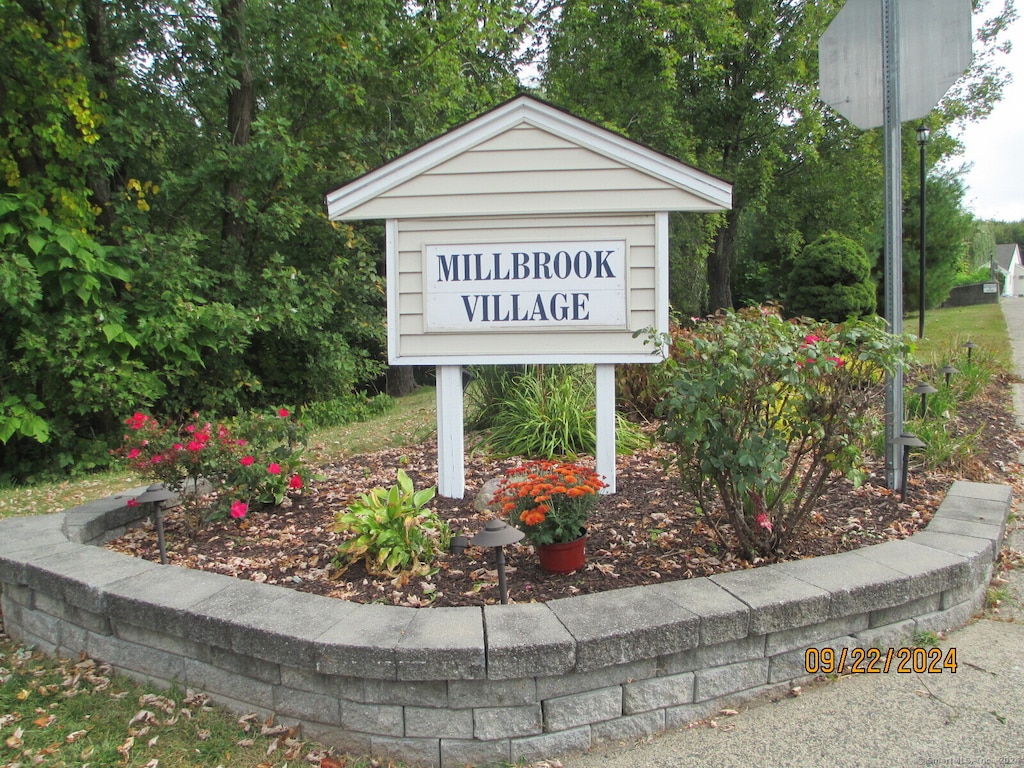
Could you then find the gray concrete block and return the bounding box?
[483,602,575,679]
[473,704,543,739]
[592,709,665,744]
[0,515,71,568]
[915,600,982,636]
[764,612,868,656]
[535,657,657,700]
[852,540,970,600]
[664,699,721,730]
[364,678,446,707]
[944,480,1012,504]
[88,631,186,685]
[181,578,294,650]
[280,664,361,701]
[769,636,857,683]
[396,606,485,681]
[623,671,695,713]
[547,585,698,671]
[300,724,372,757]
[926,515,1004,542]
[104,565,234,636]
[21,544,159,614]
[57,621,89,657]
[510,725,591,764]
[439,737,510,768]
[184,657,275,706]
[15,606,62,648]
[855,618,916,650]
[405,706,474,739]
[693,658,769,702]
[448,677,537,709]
[648,577,751,645]
[274,685,342,724]
[659,633,766,675]
[113,621,207,664]
[33,591,111,635]
[229,589,357,667]
[869,593,942,628]
[776,549,911,617]
[930,492,1009,530]
[341,700,404,737]
[316,603,417,681]
[710,567,830,635]
[371,736,439,768]
[543,686,622,732]
[213,645,283,686]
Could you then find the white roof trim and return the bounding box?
[326,95,732,219]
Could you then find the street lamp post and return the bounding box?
[917,125,930,339]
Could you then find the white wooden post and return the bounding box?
[595,363,616,494]
[435,365,465,498]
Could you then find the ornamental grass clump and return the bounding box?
[652,306,911,559]
[494,460,606,546]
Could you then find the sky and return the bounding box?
[955,14,1024,222]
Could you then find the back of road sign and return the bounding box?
[819,0,972,130]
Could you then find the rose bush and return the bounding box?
[652,306,911,559]
[494,460,606,546]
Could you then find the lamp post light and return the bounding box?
[911,382,937,417]
[134,483,174,564]
[894,433,927,502]
[938,364,958,388]
[917,125,930,339]
[452,519,525,605]
[963,341,978,362]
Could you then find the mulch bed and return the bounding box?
[106,376,1024,608]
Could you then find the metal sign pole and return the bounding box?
[882,0,904,490]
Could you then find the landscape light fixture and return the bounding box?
[963,341,978,362]
[938,364,958,387]
[893,433,926,502]
[916,125,930,339]
[911,382,938,417]
[451,519,524,605]
[134,483,174,564]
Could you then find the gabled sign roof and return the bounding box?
[325,94,732,221]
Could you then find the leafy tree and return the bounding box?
[785,232,876,322]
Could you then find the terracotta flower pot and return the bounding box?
[537,530,588,573]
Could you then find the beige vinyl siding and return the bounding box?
[393,214,659,361]
[341,125,723,220]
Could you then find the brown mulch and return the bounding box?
[106,377,1024,608]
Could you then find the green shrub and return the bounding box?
[299,392,394,429]
[334,469,450,581]
[785,232,876,322]
[653,306,910,559]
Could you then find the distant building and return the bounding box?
[995,243,1023,297]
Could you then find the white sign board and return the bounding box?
[984,282,998,294]
[424,241,628,331]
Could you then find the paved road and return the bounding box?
[554,299,1024,768]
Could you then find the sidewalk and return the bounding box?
[555,300,1024,768]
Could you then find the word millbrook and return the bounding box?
[434,248,619,325]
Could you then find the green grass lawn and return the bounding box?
[0,300,1013,768]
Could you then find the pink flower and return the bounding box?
[127,498,140,507]
[828,356,845,367]
[150,454,164,464]
[230,500,248,519]
[186,440,204,452]
[172,443,184,451]
[127,448,142,460]
[755,512,773,532]
[288,475,303,490]
[267,463,282,475]
[236,439,247,446]
[277,408,290,418]
[240,455,255,467]
[185,424,196,433]
[126,412,149,430]
[803,334,821,345]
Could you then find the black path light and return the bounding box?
[134,483,174,564]
[938,364,959,388]
[963,341,978,362]
[912,382,938,417]
[894,433,927,502]
[451,519,525,605]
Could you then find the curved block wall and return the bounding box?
[0,480,1011,768]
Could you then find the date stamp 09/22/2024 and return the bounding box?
[804,646,958,675]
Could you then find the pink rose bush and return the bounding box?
[116,406,309,528]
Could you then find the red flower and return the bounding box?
[186,440,204,452]
[240,455,255,467]
[755,512,773,532]
[288,474,303,490]
[267,463,282,475]
[126,412,149,430]
[277,408,290,418]
[127,498,140,507]
[230,500,248,519]
[127,448,142,460]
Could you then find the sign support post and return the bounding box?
[595,364,617,494]
[436,365,465,498]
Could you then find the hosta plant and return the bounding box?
[652,306,911,559]
[334,469,451,581]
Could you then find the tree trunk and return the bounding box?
[385,365,418,397]
[707,210,739,312]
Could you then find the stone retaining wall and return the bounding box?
[0,480,1011,768]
